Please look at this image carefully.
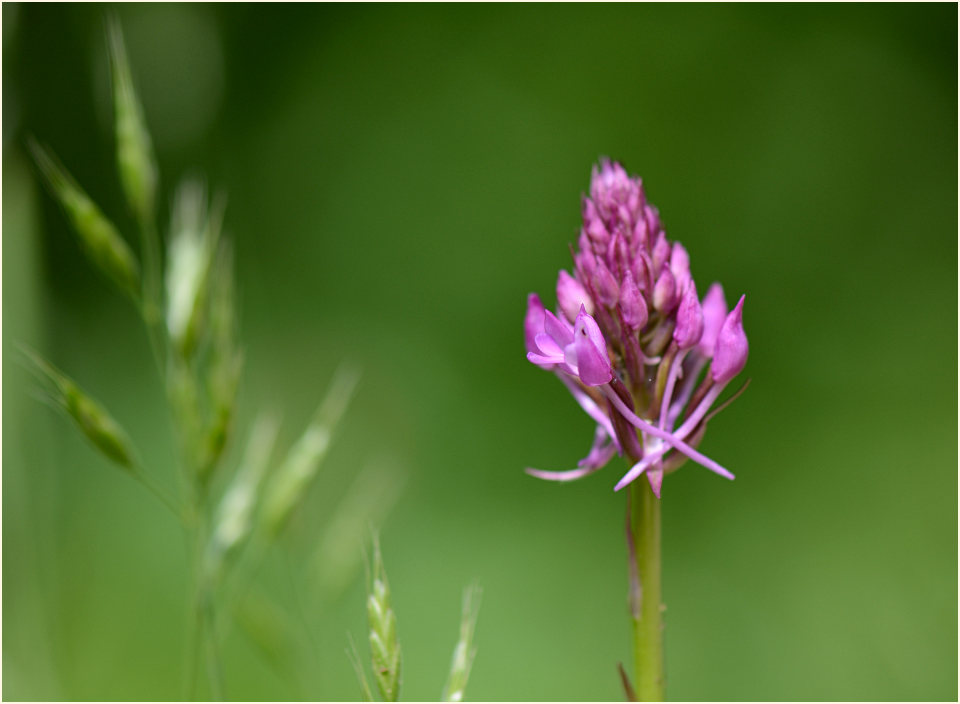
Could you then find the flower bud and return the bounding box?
[670,242,691,294]
[582,197,609,246]
[575,248,596,281]
[591,159,631,219]
[673,281,703,350]
[652,231,671,274]
[698,283,727,357]
[632,217,649,251]
[712,295,748,384]
[644,205,662,240]
[652,269,677,313]
[556,270,593,322]
[631,251,651,292]
[593,260,620,307]
[619,270,648,331]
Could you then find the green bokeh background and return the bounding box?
[3,4,956,701]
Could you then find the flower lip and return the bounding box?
[711,294,748,384]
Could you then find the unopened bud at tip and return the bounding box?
[652,269,677,313]
[618,271,648,331]
[556,270,593,322]
[673,281,703,350]
[711,295,748,384]
[698,283,727,357]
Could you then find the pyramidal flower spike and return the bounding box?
[524,159,751,701]
[524,159,749,495]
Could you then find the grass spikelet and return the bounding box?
[260,363,360,537]
[107,17,157,226]
[22,347,137,472]
[165,179,224,358]
[27,139,140,300]
[367,536,401,702]
[206,414,279,583]
[442,583,482,702]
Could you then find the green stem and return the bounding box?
[628,480,664,701]
[203,594,224,701]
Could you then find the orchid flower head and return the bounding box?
[524,160,749,495]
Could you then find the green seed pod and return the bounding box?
[108,19,157,226]
[28,140,140,300]
[368,538,401,702]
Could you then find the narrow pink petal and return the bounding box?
[525,466,603,482]
[603,386,735,480]
[556,374,619,447]
[614,458,651,492]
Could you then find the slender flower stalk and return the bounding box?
[629,481,663,701]
[524,160,749,699]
